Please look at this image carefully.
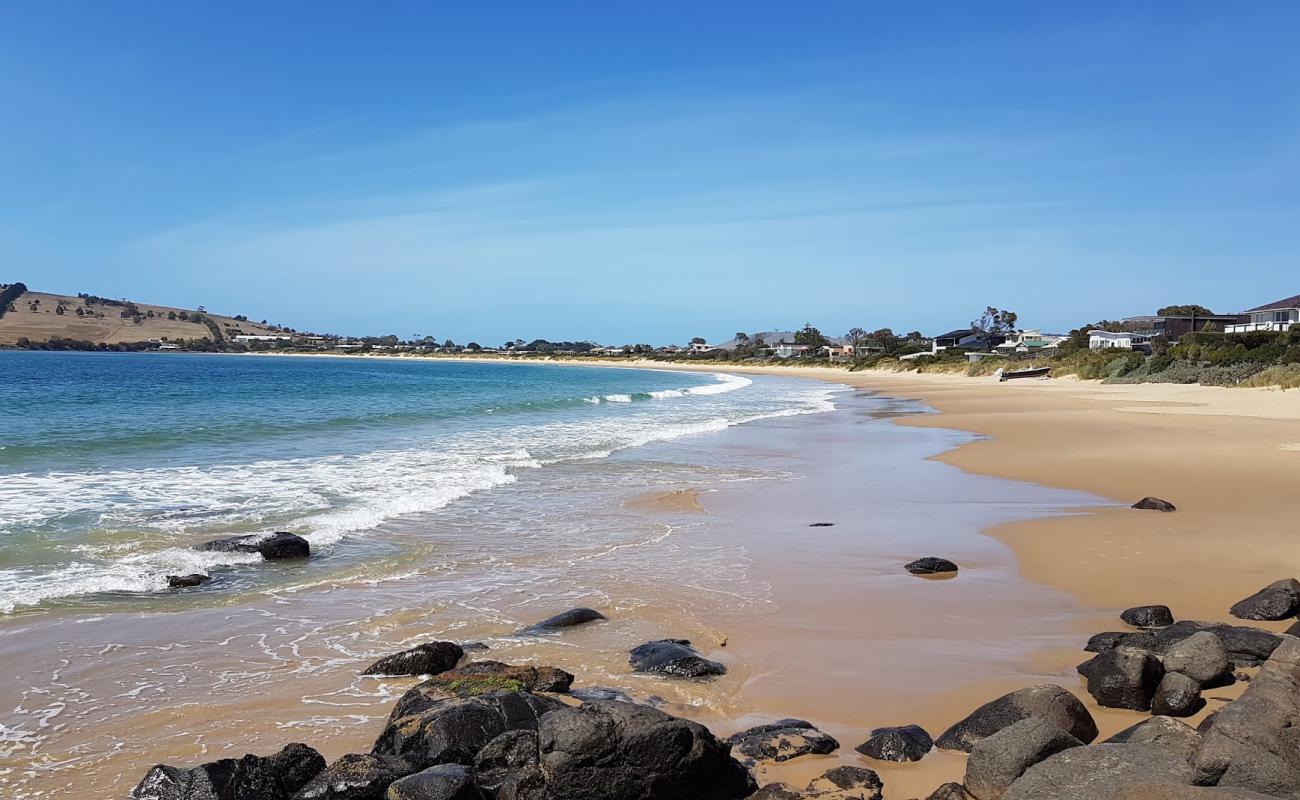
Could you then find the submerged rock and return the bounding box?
[1132,497,1176,512]
[201,531,310,559]
[964,717,1082,800]
[131,742,324,800]
[728,719,839,763]
[516,607,606,636]
[854,725,932,762]
[1121,605,1173,628]
[167,573,210,588]
[362,642,464,677]
[1079,645,1164,711]
[904,557,959,576]
[629,639,726,677]
[935,684,1097,753]
[1229,579,1300,621]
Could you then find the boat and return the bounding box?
[998,366,1051,382]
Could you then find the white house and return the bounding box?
[994,329,1068,355]
[1226,294,1300,333]
[770,342,812,358]
[1088,330,1152,350]
[689,342,719,353]
[233,334,293,343]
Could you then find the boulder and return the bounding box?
[805,766,884,799]
[629,639,726,678]
[935,684,1097,752]
[927,785,973,800]
[293,753,415,800]
[1192,637,1300,796]
[388,662,572,718]
[728,718,839,763]
[1120,605,1173,628]
[516,608,606,636]
[373,691,563,771]
[167,573,211,587]
[362,642,464,677]
[1084,631,1156,653]
[964,718,1082,800]
[904,557,959,576]
[1002,743,1194,800]
[1112,784,1284,799]
[1151,672,1204,717]
[1229,579,1300,621]
[534,700,755,800]
[1132,497,1176,512]
[473,730,537,795]
[853,724,932,762]
[201,532,310,559]
[132,742,325,800]
[385,764,485,800]
[1103,716,1201,761]
[1163,631,1233,688]
[753,787,804,800]
[1153,621,1283,667]
[1080,645,1164,710]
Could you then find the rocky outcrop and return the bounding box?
[1163,631,1234,688]
[1001,743,1194,800]
[132,743,325,800]
[964,717,1082,800]
[904,557,959,576]
[201,532,310,559]
[373,691,563,771]
[853,724,932,762]
[1112,785,1283,799]
[292,753,414,800]
[388,662,573,718]
[629,639,726,677]
[936,685,1097,752]
[516,608,606,636]
[362,642,464,677]
[1229,579,1300,621]
[1192,637,1300,797]
[1151,672,1204,717]
[1103,716,1201,761]
[1132,497,1176,512]
[1078,645,1164,711]
[1084,631,1156,653]
[385,764,485,800]
[926,784,973,800]
[753,767,883,800]
[1153,621,1284,668]
[1121,605,1173,628]
[473,730,538,796]
[728,718,839,763]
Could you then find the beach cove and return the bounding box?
[3,352,1299,798]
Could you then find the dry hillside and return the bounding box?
[0,286,284,346]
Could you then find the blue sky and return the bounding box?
[2,2,1298,344]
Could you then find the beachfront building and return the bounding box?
[993,329,1068,356]
[1123,313,1246,341]
[820,344,856,362]
[689,342,719,353]
[769,342,812,358]
[1225,294,1300,334]
[1088,330,1153,350]
[233,334,293,344]
[930,328,1005,355]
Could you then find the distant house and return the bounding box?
[233,334,293,344]
[931,329,1005,355]
[994,329,1068,355]
[820,344,856,362]
[689,342,719,353]
[1124,313,1246,341]
[769,341,812,358]
[1226,295,1300,334]
[1089,330,1152,351]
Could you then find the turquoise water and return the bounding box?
[0,352,834,613]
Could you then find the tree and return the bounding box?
[466,342,482,351]
[794,323,828,348]
[1157,304,1215,317]
[971,307,1018,334]
[905,331,923,340]
[690,336,707,345]
[846,328,868,347]
[734,332,749,343]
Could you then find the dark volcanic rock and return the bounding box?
[167,573,210,587]
[473,730,537,795]
[362,642,464,677]
[569,686,637,705]
[373,691,563,771]
[629,639,726,677]
[1163,631,1233,688]
[1192,637,1300,796]
[904,557,959,576]
[1084,630,1156,653]
[1153,620,1284,667]
[806,766,884,799]
[132,742,325,800]
[1121,604,1174,628]
[964,717,1082,800]
[728,718,839,763]
[1229,579,1300,621]
[927,784,973,800]
[1002,743,1194,800]
[854,724,932,762]
[1151,672,1204,717]
[534,700,755,800]
[753,786,804,800]
[516,607,606,636]
[201,531,310,559]
[292,753,414,800]
[1112,784,1284,799]
[389,662,573,718]
[385,764,485,800]
[1080,645,1164,711]
[935,684,1097,753]
[1104,716,1202,761]
[1132,496,1176,512]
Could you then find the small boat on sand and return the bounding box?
[997,366,1051,382]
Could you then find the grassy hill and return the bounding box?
[0,283,285,347]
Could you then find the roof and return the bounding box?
[934,328,977,340]
[1246,294,1300,312]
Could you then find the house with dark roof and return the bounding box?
[1226,295,1300,334]
[929,328,1006,355]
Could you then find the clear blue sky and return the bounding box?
[3,2,1297,344]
